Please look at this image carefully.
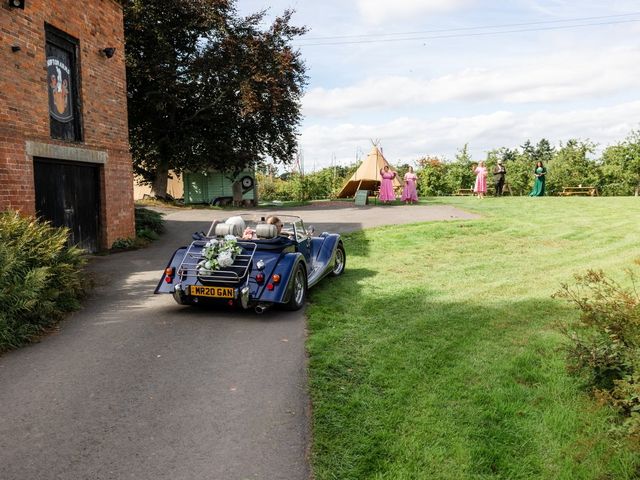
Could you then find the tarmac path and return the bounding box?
[0,203,478,480]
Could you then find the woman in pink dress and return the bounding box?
[379,165,397,203]
[401,166,419,204]
[473,161,488,199]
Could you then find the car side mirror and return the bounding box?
[307,226,315,236]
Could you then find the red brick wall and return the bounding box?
[0,0,134,249]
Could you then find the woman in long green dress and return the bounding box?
[529,161,546,196]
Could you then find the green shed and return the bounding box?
[183,170,256,206]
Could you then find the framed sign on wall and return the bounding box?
[45,24,82,142]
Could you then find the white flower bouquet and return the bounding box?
[197,235,242,274]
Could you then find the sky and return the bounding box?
[235,0,640,171]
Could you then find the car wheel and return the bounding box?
[283,264,307,311]
[330,244,346,276]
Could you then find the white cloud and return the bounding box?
[244,0,640,174]
[303,77,423,117]
[356,0,474,24]
[298,100,640,170]
[303,46,640,116]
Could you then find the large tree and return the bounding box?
[124,0,307,197]
[600,131,640,195]
[546,139,597,194]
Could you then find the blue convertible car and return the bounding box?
[155,214,345,313]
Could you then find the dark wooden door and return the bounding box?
[34,159,101,252]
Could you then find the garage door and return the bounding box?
[34,158,101,252]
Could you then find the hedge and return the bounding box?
[0,211,86,352]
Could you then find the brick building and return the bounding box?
[0,0,134,251]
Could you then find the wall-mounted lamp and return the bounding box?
[8,0,25,9]
[101,47,116,59]
[11,45,21,53]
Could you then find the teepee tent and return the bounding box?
[337,145,401,198]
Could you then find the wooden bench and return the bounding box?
[454,188,474,196]
[560,186,598,196]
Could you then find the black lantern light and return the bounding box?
[9,0,25,9]
[101,47,116,58]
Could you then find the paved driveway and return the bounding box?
[0,203,477,480]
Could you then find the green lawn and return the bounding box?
[307,197,640,480]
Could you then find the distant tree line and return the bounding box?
[419,133,640,197]
[258,131,640,201]
[257,164,356,201]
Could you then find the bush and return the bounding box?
[256,174,295,201]
[554,261,640,438]
[417,157,449,196]
[136,228,160,241]
[0,211,86,352]
[111,237,135,250]
[135,207,164,235]
[111,207,164,250]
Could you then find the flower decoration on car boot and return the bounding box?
[197,235,242,274]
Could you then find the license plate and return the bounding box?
[190,285,235,299]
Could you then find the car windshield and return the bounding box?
[206,214,304,240]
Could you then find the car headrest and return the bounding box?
[214,223,236,237]
[224,216,245,236]
[255,223,278,239]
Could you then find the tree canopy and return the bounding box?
[124,0,307,196]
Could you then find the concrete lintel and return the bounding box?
[26,141,107,165]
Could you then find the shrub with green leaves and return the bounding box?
[135,207,164,235]
[136,228,159,241]
[554,261,640,438]
[111,207,164,250]
[0,211,86,352]
[111,237,135,250]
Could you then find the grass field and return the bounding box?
[307,197,640,480]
